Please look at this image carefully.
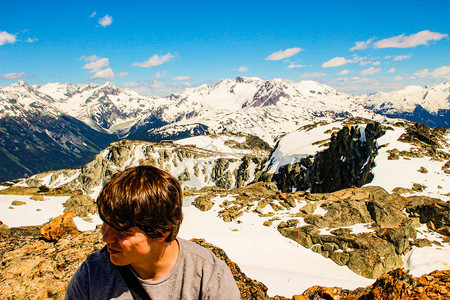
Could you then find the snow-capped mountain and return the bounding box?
[38,81,163,134]
[0,81,116,182]
[358,82,449,127]
[0,77,449,181]
[0,80,62,118]
[128,76,380,144]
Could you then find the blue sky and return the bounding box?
[1,0,449,96]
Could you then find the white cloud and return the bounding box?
[298,72,326,79]
[0,31,17,46]
[265,47,302,60]
[98,15,113,27]
[171,76,191,81]
[122,79,188,96]
[155,71,167,78]
[394,76,403,81]
[90,68,114,80]
[393,55,411,61]
[338,69,352,75]
[351,54,374,67]
[0,72,25,80]
[325,76,405,94]
[414,66,450,78]
[387,68,396,73]
[413,69,430,78]
[116,72,130,77]
[332,76,372,84]
[385,54,412,61]
[433,66,450,77]
[350,38,374,51]
[80,55,100,62]
[361,67,381,75]
[287,64,305,69]
[132,53,175,68]
[372,61,380,66]
[322,57,351,68]
[90,11,97,18]
[26,37,39,43]
[82,57,110,73]
[374,30,447,49]
[238,66,248,72]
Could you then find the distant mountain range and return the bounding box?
[0,77,448,181]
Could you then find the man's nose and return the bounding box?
[101,223,118,243]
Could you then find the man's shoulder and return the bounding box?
[85,247,109,263]
[80,247,116,273]
[178,238,226,267]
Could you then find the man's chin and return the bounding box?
[109,257,128,266]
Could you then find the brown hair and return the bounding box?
[97,165,183,242]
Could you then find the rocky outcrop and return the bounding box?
[276,186,450,278]
[21,136,271,195]
[0,226,103,299]
[388,123,450,162]
[189,183,448,279]
[406,196,450,236]
[268,122,386,193]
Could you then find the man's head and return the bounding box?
[97,165,183,242]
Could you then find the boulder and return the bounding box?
[192,193,215,212]
[40,211,79,242]
[30,195,45,201]
[63,195,97,218]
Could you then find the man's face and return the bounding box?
[101,223,155,267]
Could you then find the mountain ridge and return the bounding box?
[0,77,449,181]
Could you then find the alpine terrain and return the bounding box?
[0,77,449,299]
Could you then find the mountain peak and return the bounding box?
[10,80,31,89]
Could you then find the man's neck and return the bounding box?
[131,239,180,281]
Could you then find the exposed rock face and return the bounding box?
[276,187,414,278]
[25,136,271,194]
[269,122,385,193]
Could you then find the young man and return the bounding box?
[66,166,240,300]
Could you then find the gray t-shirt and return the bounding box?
[65,238,241,300]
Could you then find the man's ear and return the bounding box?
[156,231,171,242]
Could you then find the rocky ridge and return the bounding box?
[191,183,449,279]
[18,134,271,196]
